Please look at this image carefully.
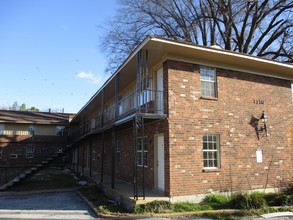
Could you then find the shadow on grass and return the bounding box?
[8,167,82,191]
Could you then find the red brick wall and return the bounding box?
[74,119,169,194]
[166,60,293,196]
[0,135,67,166]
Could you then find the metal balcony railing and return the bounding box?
[69,90,166,141]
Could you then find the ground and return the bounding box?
[0,167,292,220]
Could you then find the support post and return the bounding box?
[115,73,120,118]
[133,117,138,200]
[89,138,92,177]
[141,116,145,200]
[111,127,116,189]
[100,89,105,184]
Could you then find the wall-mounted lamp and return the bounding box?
[259,111,268,137]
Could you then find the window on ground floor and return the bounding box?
[137,137,148,167]
[92,145,97,161]
[26,146,34,158]
[203,134,220,169]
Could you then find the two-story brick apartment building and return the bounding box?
[0,110,72,166]
[69,36,293,202]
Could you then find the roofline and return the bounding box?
[152,36,293,70]
[73,35,293,120]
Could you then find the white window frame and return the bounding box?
[139,75,152,106]
[0,124,4,135]
[28,125,35,135]
[56,126,65,136]
[137,137,148,167]
[200,66,217,98]
[92,149,97,161]
[26,146,34,159]
[203,134,220,169]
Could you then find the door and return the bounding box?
[156,68,164,114]
[155,134,165,191]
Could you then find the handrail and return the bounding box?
[70,89,165,141]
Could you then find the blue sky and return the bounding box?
[0,0,117,113]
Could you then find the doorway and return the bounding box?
[155,134,164,191]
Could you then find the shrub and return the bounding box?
[202,194,231,209]
[174,202,212,212]
[230,192,267,209]
[134,200,174,213]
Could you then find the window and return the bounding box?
[203,134,220,169]
[26,146,34,158]
[200,66,217,97]
[0,147,2,158]
[56,126,65,136]
[0,124,4,135]
[92,149,97,161]
[139,76,151,105]
[28,125,35,135]
[137,137,148,167]
[116,140,121,163]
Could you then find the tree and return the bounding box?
[9,101,20,111]
[19,103,27,111]
[102,0,293,72]
[26,106,40,112]
[6,102,39,112]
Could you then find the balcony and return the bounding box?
[69,89,166,142]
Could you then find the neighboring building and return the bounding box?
[69,36,293,202]
[0,110,72,166]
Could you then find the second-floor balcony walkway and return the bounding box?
[70,89,167,142]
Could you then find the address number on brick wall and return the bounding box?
[253,99,265,104]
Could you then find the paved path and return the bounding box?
[0,191,97,219]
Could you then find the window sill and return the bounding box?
[200,96,218,101]
[202,168,220,173]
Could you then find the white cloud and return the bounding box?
[75,71,101,85]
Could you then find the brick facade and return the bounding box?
[0,135,67,166]
[166,60,293,196]
[70,59,292,198]
[68,37,292,200]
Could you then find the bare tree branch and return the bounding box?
[101,0,293,73]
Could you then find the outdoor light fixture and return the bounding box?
[259,111,268,137]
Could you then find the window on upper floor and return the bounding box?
[56,126,65,136]
[28,125,35,135]
[0,124,4,135]
[139,76,151,105]
[203,134,220,169]
[200,66,217,98]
